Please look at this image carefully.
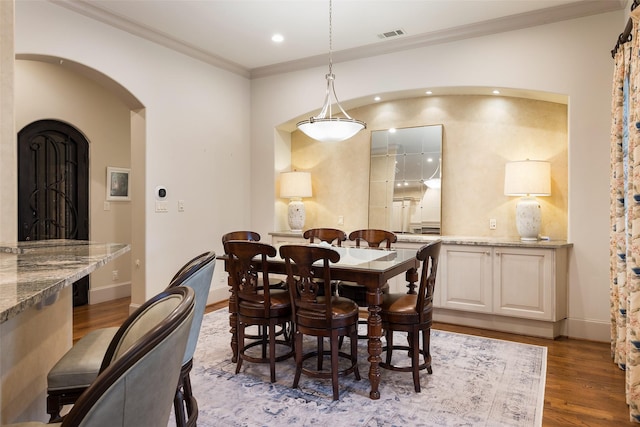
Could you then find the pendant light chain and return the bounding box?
[328,0,333,76]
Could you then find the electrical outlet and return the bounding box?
[178,200,185,212]
[112,270,119,281]
[338,215,344,226]
[489,219,497,230]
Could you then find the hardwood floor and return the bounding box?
[74,297,633,426]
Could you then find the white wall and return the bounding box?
[251,11,624,341]
[14,1,252,306]
[11,0,625,340]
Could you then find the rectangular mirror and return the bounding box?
[368,125,442,234]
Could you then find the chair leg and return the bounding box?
[330,330,340,400]
[173,387,187,427]
[236,321,244,374]
[351,327,361,381]
[317,336,324,371]
[269,322,277,383]
[411,329,421,393]
[46,395,63,422]
[424,328,433,375]
[292,330,303,389]
[385,329,394,365]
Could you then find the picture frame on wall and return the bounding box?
[106,167,131,201]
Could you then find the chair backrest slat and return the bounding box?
[303,228,347,247]
[280,245,340,323]
[415,240,442,321]
[348,229,397,249]
[225,240,277,317]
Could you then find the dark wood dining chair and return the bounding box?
[379,240,441,392]
[222,230,285,289]
[222,230,287,362]
[225,240,294,383]
[302,228,347,246]
[279,244,360,400]
[302,228,347,296]
[338,229,397,306]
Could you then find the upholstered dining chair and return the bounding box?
[379,240,441,392]
[165,252,216,427]
[280,244,360,400]
[6,286,195,427]
[46,252,216,427]
[225,240,294,382]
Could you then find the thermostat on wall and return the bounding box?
[155,186,167,200]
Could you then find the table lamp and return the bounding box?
[504,160,551,241]
[280,171,312,232]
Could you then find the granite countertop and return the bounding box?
[269,231,572,249]
[0,239,130,323]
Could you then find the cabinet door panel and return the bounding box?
[494,248,552,320]
[440,246,492,313]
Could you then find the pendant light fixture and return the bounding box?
[296,0,366,142]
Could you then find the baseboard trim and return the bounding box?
[433,308,565,339]
[89,282,131,305]
[129,288,227,315]
[565,317,610,342]
[208,287,229,305]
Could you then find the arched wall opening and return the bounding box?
[14,54,146,306]
[275,86,569,240]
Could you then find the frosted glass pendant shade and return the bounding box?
[297,118,365,143]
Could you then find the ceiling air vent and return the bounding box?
[378,29,406,39]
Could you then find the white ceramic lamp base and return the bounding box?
[287,199,306,232]
[515,196,541,241]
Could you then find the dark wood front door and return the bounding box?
[17,120,90,306]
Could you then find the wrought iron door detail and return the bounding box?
[18,120,90,305]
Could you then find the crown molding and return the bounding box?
[50,0,625,80]
[50,0,251,78]
[251,0,626,78]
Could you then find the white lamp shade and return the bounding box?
[504,160,551,196]
[280,171,312,199]
[297,118,365,143]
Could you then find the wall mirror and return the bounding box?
[368,125,442,234]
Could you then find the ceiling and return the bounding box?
[53,0,626,79]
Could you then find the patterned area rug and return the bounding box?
[184,309,546,426]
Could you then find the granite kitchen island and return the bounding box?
[0,240,130,423]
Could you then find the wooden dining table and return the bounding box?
[219,242,420,400]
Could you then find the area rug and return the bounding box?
[182,309,547,426]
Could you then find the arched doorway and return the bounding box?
[17,119,90,306]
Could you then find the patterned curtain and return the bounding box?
[611,15,640,423]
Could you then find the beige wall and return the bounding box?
[289,95,568,240]
[14,60,132,301]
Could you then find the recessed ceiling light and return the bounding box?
[389,128,396,133]
[272,34,284,43]
[425,90,433,95]
[492,89,500,95]
[374,96,381,101]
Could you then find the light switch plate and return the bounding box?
[155,201,169,213]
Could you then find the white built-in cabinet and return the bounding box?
[270,232,571,338]
[439,245,567,323]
